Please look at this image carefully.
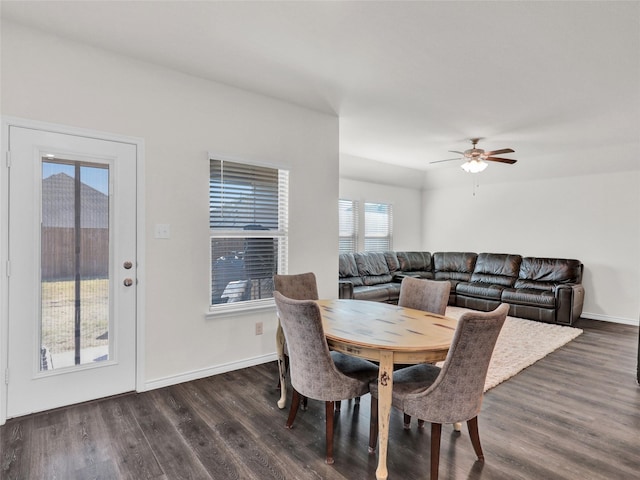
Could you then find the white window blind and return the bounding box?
[210,158,288,310]
[364,202,393,252]
[338,198,358,253]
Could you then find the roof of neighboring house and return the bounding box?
[42,173,109,228]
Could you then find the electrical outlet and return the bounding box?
[255,322,263,335]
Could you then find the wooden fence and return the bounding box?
[41,227,109,280]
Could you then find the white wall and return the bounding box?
[339,178,422,251]
[423,171,640,324]
[1,22,339,389]
[340,154,424,251]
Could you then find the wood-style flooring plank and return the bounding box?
[124,390,211,480]
[0,318,638,480]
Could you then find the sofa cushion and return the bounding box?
[516,257,583,290]
[502,288,556,308]
[338,253,363,287]
[433,252,477,281]
[470,253,522,287]
[396,251,432,272]
[383,251,401,273]
[456,282,505,300]
[352,283,400,302]
[354,252,392,286]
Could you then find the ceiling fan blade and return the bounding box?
[448,150,465,155]
[485,157,517,164]
[430,157,461,164]
[485,148,515,156]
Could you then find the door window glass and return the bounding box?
[41,159,110,370]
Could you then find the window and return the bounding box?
[338,199,358,253]
[364,202,392,251]
[209,157,288,310]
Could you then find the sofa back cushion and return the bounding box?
[515,257,583,290]
[338,253,364,286]
[396,251,432,273]
[433,252,477,281]
[470,253,522,287]
[354,251,392,286]
[383,251,401,273]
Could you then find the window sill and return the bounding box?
[205,299,276,320]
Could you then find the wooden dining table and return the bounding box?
[316,298,458,480]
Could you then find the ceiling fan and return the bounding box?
[431,138,517,173]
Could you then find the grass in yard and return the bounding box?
[41,278,109,355]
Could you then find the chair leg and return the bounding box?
[467,416,484,461]
[431,423,442,480]
[276,353,288,409]
[403,413,411,429]
[325,401,335,465]
[368,396,378,453]
[285,389,301,429]
[335,397,359,412]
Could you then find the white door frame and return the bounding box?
[0,116,146,425]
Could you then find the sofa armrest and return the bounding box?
[339,281,354,299]
[556,284,585,325]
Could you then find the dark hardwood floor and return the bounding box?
[2,318,639,480]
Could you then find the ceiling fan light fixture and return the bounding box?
[461,158,488,173]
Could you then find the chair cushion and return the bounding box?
[331,351,379,387]
[370,363,441,399]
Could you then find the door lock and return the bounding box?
[123,278,134,287]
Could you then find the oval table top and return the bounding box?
[316,298,458,364]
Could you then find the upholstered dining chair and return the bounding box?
[398,277,451,316]
[368,303,509,480]
[273,272,319,409]
[397,277,452,428]
[273,291,379,465]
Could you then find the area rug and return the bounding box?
[443,306,583,391]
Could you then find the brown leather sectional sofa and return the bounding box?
[338,251,585,325]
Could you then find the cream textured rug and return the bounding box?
[443,306,583,391]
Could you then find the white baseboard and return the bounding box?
[581,312,639,326]
[141,352,278,392]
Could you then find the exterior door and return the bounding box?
[4,124,137,418]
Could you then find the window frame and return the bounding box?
[363,201,393,252]
[338,198,359,254]
[208,153,288,314]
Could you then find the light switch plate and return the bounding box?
[155,224,170,239]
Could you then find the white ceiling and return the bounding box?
[2,1,639,188]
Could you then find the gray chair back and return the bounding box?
[398,277,451,315]
[273,272,319,300]
[273,291,371,401]
[403,303,509,424]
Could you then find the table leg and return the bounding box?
[376,351,394,480]
[276,319,287,409]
